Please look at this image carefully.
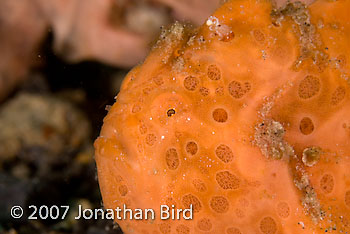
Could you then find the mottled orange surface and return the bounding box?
[94,0,350,233]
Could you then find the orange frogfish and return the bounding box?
[94,0,350,233]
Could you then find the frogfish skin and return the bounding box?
[94,0,350,233]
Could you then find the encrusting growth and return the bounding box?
[94,0,350,233]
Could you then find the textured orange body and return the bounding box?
[94,0,350,233]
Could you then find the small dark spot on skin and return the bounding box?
[167,109,176,117]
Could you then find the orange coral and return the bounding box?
[94,0,350,233]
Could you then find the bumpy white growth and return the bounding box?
[206,16,233,40]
